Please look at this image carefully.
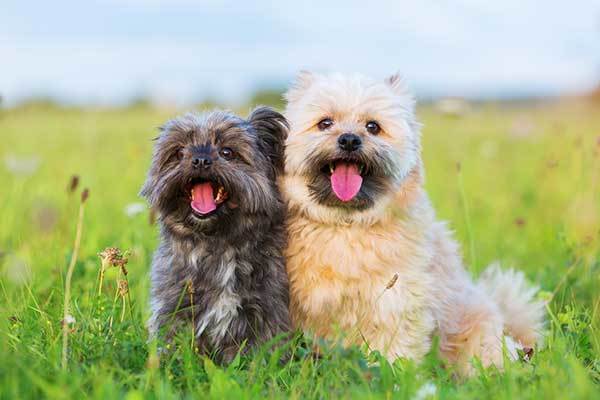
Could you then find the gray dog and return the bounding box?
[141,107,291,362]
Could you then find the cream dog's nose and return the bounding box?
[338,133,362,152]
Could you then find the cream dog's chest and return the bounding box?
[287,221,432,320]
[287,222,425,279]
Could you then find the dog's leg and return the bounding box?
[437,284,514,375]
[209,310,258,364]
[477,263,545,349]
[213,298,291,364]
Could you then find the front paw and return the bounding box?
[461,334,520,375]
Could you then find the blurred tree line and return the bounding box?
[0,87,286,111]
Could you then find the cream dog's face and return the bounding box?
[282,71,421,224]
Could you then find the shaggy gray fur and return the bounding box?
[141,107,291,362]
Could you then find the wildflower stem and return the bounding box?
[98,261,106,296]
[457,163,477,270]
[108,269,121,332]
[348,273,398,349]
[551,255,582,300]
[61,199,86,370]
[124,275,139,335]
[120,296,126,323]
[189,281,195,350]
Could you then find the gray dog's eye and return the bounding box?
[220,147,234,159]
[176,148,185,160]
[366,121,381,135]
[317,118,334,131]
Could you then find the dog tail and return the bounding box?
[477,262,546,348]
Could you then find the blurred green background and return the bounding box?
[1,92,599,398]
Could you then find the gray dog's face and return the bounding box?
[141,108,288,237]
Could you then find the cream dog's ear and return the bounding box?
[284,70,316,103]
[384,72,409,95]
[385,72,419,131]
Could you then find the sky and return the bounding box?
[1,0,600,106]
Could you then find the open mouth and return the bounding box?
[321,159,365,202]
[188,179,229,217]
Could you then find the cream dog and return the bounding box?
[281,71,544,374]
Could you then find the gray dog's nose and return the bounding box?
[338,133,362,152]
[192,156,212,169]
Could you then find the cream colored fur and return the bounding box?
[281,71,545,374]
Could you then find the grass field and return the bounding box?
[1,99,599,399]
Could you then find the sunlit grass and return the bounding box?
[0,100,599,398]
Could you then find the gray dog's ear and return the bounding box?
[248,106,289,175]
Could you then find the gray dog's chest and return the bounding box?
[186,245,253,285]
[186,246,245,341]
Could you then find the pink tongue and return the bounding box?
[190,183,216,214]
[330,162,363,202]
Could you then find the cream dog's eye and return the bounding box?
[366,121,381,135]
[317,118,334,131]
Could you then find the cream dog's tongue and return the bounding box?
[191,183,216,214]
[330,162,363,202]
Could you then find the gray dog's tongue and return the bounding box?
[191,183,216,214]
[330,162,363,202]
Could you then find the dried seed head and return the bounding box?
[67,175,80,193]
[81,188,90,203]
[98,247,129,271]
[118,280,129,297]
[385,273,399,290]
[186,279,195,295]
[99,247,120,266]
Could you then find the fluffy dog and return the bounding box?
[281,71,545,374]
[141,107,291,362]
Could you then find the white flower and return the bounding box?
[124,202,146,217]
[4,155,40,176]
[2,254,32,285]
[413,382,437,400]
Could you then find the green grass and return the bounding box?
[1,100,599,399]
